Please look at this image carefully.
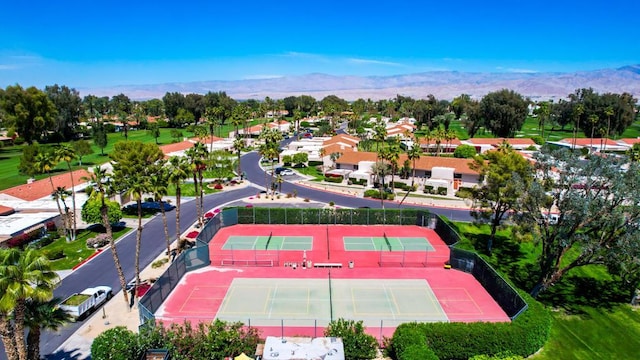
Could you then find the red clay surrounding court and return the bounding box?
[156,224,509,340]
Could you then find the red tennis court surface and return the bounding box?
[155,225,509,340]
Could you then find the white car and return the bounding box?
[280,169,294,176]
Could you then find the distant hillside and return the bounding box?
[81,65,640,101]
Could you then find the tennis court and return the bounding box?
[222,235,313,250]
[343,235,435,252]
[214,277,447,327]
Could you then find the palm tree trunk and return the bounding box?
[160,200,171,258]
[0,317,18,360]
[198,172,205,227]
[49,176,69,241]
[192,173,201,227]
[67,163,77,241]
[13,301,27,360]
[134,200,143,299]
[175,187,182,243]
[101,199,129,306]
[26,326,40,360]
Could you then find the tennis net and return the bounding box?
[265,231,273,250]
[383,232,392,251]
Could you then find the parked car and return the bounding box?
[280,169,294,176]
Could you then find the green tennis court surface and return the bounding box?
[223,235,313,250]
[215,278,448,327]
[343,236,435,251]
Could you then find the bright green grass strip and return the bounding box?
[45,226,130,270]
[532,305,640,360]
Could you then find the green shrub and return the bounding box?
[530,136,544,145]
[454,144,478,158]
[324,175,344,183]
[364,189,394,200]
[390,292,551,360]
[348,178,367,186]
[424,185,434,194]
[91,326,141,360]
[45,249,65,260]
[455,187,474,199]
[86,234,110,249]
[152,258,169,268]
[400,344,439,360]
[391,182,409,190]
[325,318,378,360]
[437,186,448,195]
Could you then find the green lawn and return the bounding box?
[532,306,640,360]
[167,182,220,197]
[0,128,199,191]
[44,226,130,270]
[453,221,640,359]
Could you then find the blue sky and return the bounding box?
[1,0,638,88]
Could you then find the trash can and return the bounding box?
[348,261,354,269]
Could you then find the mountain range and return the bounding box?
[82,65,640,101]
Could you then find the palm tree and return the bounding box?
[149,163,172,258]
[52,187,72,241]
[233,136,245,179]
[24,297,73,360]
[55,145,78,241]
[276,174,284,193]
[123,173,150,295]
[186,143,208,227]
[34,151,68,240]
[370,160,391,210]
[0,249,58,360]
[444,128,457,155]
[604,106,614,152]
[433,127,446,156]
[387,140,401,196]
[373,119,387,151]
[83,167,129,307]
[422,128,432,155]
[572,103,584,150]
[589,114,599,151]
[168,156,190,244]
[399,141,422,205]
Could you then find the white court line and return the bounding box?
[267,284,278,318]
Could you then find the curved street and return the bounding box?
[1,151,472,360]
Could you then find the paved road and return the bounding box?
[0,150,471,360]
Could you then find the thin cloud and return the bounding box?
[0,64,18,70]
[348,58,404,67]
[243,74,284,80]
[507,68,538,73]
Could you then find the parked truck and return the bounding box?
[59,286,112,320]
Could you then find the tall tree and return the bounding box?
[399,141,422,205]
[516,148,640,298]
[162,92,185,121]
[168,156,190,244]
[479,89,528,137]
[45,84,82,141]
[0,85,57,144]
[34,150,69,240]
[149,163,172,258]
[24,297,72,360]
[110,141,164,295]
[470,146,533,253]
[0,249,58,360]
[55,145,78,241]
[71,139,93,166]
[92,118,109,155]
[83,167,129,306]
[233,136,246,179]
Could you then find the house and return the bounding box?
[547,138,627,153]
[465,138,538,153]
[335,152,480,194]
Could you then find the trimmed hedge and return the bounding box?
[424,185,434,194]
[348,178,367,186]
[364,189,395,200]
[324,175,344,183]
[389,292,551,360]
[437,186,448,195]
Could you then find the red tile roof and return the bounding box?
[1,169,91,201]
[0,205,15,216]
[159,140,196,155]
[618,138,640,145]
[337,151,478,175]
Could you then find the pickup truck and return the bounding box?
[59,286,112,320]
